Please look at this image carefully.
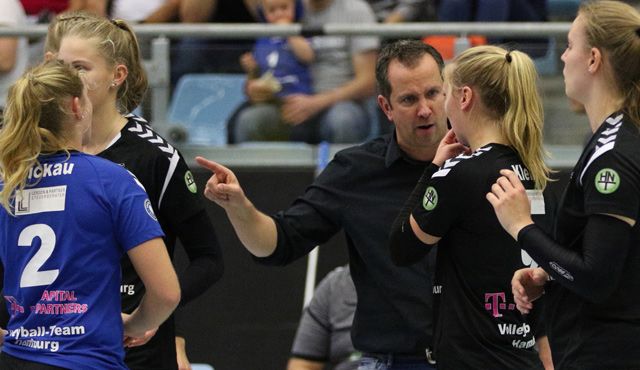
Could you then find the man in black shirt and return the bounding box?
[197,40,446,369]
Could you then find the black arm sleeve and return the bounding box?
[389,163,438,266]
[173,210,224,342]
[517,214,632,303]
[174,209,224,305]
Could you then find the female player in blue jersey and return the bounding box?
[44,14,224,369]
[488,1,640,368]
[0,60,180,369]
[389,45,552,369]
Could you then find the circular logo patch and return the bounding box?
[423,186,438,211]
[594,168,620,194]
[185,171,197,194]
[144,199,157,221]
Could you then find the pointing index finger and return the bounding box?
[196,156,222,173]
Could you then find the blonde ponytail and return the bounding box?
[447,45,550,189]
[0,60,83,214]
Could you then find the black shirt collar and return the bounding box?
[385,131,432,168]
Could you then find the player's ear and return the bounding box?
[378,95,393,122]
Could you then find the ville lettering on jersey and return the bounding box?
[498,322,531,337]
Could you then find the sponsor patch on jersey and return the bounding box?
[423,186,438,211]
[15,186,67,215]
[144,199,157,221]
[185,171,197,194]
[594,168,620,194]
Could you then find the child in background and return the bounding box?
[234,0,314,142]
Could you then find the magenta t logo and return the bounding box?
[485,292,515,318]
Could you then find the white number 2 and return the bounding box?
[18,224,59,288]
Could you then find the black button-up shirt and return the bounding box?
[256,133,435,354]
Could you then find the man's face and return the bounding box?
[378,54,447,160]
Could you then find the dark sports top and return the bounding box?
[99,114,222,369]
[413,143,545,370]
[256,133,436,355]
[544,112,640,370]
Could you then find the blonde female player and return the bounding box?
[0,60,179,369]
[48,14,223,369]
[488,1,640,369]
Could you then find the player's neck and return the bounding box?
[584,87,624,133]
[465,118,507,151]
[83,105,126,155]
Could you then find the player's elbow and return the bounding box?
[160,281,181,311]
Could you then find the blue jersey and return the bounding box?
[0,151,164,369]
[254,36,313,97]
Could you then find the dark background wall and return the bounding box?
[174,166,349,370]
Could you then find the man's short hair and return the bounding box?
[376,40,444,100]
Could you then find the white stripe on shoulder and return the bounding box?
[432,146,493,178]
[125,112,148,123]
[578,114,623,185]
[606,113,623,126]
[126,116,176,157]
[159,151,180,208]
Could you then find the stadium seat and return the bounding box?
[167,73,246,146]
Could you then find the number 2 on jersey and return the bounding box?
[18,224,59,288]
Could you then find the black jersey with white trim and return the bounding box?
[546,112,640,369]
[413,144,545,370]
[99,114,206,370]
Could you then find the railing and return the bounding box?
[1,23,582,167]
[0,22,572,38]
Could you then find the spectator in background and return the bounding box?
[366,0,436,23]
[287,265,360,370]
[0,0,28,114]
[170,0,259,85]
[233,0,314,142]
[20,0,104,20]
[108,0,180,23]
[284,0,378,143]
[437,0,549,57]
[77,0,180,23]
[230,0,379,144]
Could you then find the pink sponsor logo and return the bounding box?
[484,292,516,318]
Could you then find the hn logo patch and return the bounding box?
[185,171,197,194]
[594,168,620,194]
[423,186,438,211]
